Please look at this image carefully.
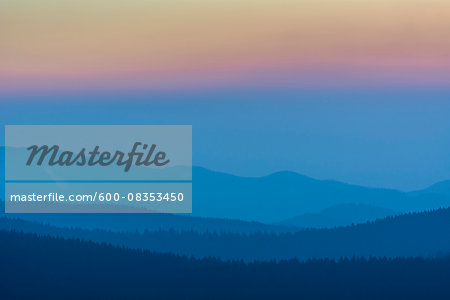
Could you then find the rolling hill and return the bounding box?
[2,229,450,299]
[411,180,450,197]
[191,167,450,222]
[2,207,450,261]
[2,146,450,226]
[277,203,397,228]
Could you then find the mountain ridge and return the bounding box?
[411,180,450,197]
[2,144,450,224]
[2,228,450,299]
[277,203,398,228]
[192,167,450,222]
[1,207,449,261]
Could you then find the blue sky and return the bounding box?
[1,88,449,191]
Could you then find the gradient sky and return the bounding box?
[1,1,449,190]
[1,0,450,92]
[1,90,450,191]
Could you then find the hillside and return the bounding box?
[411,180,450,197]
[2,208,450,261]
[1,229,450,299]
[191,167,450,222]
[2,145,450,225]
[278,203,397,228]
[0,200,295,234]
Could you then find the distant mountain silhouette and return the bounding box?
[277,203,397,228]
[411,180,450,197]
[192,167,450,222]
[0,146,3,198]
[2,208,450,261]
[1,229,450,299]
[2,145,450,225]
[0,200,295,234]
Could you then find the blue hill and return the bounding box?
[191,167,450,222]
[2,229,450,299]
[2,146,450,226]
[0,199,294,234]
[411,180,450,197]
[277,203,397,228]
[2,207,450,261]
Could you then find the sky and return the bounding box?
[1,0,450,91]
[1,0,449,190]
[1,90,450,191]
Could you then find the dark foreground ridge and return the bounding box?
[2,207,450,261]
[1,230,450,299]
